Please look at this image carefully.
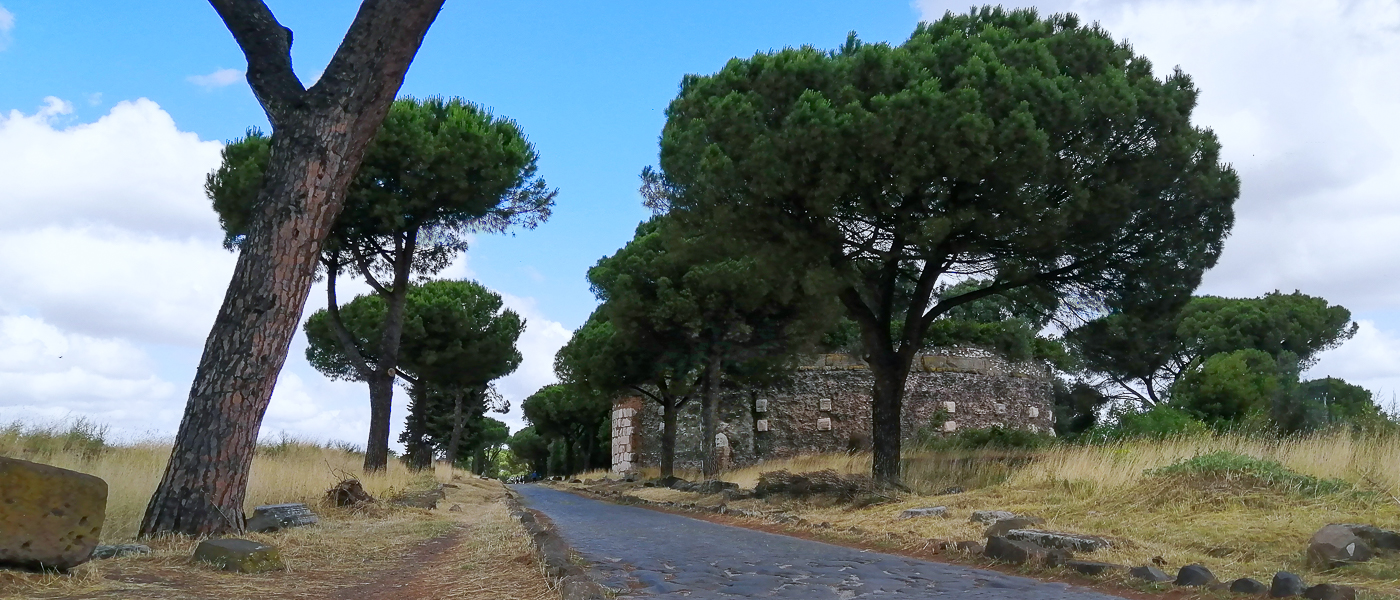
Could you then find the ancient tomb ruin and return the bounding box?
[611,349,1054,474]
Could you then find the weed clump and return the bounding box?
[1146,451,1351,496]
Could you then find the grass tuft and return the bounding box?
[1147,450,1353,496]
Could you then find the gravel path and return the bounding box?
[512,485,1127,599]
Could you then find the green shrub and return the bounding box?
[1147,451,1350,496]
[920,425,1055,451]
[1172,349,1280,425]
[1088,404,1208,441]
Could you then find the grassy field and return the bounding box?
[618,430,1400,597]
[0,421,553,599]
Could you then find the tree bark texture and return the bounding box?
[140,0,443,537]
[699,355,722,477]
[868,353,913,483]
[356,230,418,472]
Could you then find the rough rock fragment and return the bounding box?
[0,457,107,571]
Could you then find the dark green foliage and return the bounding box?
[1273,376,1385,434]
[1171,349,1280,426]
[205,128,272,251]
[507,426,550,476]
[1092,404,1207,440]
[522,384,611,476]
[1147,451,1351,496]
[1069,291,1358,406]
[303,294,388,382]
[1052,380,1109,439]
[656,7,1239,480]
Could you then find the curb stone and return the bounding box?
[504,488,607,600]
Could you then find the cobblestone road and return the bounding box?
[513,485,1127,599]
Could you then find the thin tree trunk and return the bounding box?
[699,354,722,477]
[446,388,465,468]
[354,230,418,472]
[140,0,443,538]
[660,395,677,479]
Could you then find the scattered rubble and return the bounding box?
[1174,563,1216,586]
[1129,565,1173,582]
[1308,524,1372,568]
[897,506,948,520]
[325,479,375,507]
[90,544,150,560]
[1272,571,1306,597]
[246,502,318,533]
[1005,530,1111,553]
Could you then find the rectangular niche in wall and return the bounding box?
[942,401,956,413]
[755,398,769,413]
[816,417,832,431]
[1027,407,1039,418]
[994,403,1007,414]
[819,398,832,412]
[943,420,958,432]
[756,419,770,432]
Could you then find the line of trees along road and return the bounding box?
[207,97,553,473]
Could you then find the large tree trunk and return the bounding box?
[699,354,722,477]
[357,229,417,472]
[140,0,443,538]
[363,372,396,471]
[868,350,914,483]
[660,395,678,479]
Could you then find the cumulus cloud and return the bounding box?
[0,5,13,50]
[187,68,243,90]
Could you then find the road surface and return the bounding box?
[512,485,1127,599]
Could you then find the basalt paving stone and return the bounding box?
[514,485,1128,599]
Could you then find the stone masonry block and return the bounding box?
[0,457,108,571]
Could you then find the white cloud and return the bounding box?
[0,5,14,50]
[187,68,244,90]
[495,293,573,433]
[1310,320,1400,412]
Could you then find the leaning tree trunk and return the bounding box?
[140,0,443,538]
[360,230,417,472]
[699,354,722,477]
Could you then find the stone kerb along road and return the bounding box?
[513,485,1127,599]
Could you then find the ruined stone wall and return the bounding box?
[613,349,1055,474]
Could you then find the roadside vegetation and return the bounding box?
[0,421,551,600]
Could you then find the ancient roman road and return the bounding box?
[512,485,1127,599]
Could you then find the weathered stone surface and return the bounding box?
[1272,571,1306,597]
[954,540,984,554]
[923,539,952,553]
[1303,583,1357,600]
[897,506,948,520]
[969,510,1017,524]
[1308,524,1372,568]
[0,456,108,571]
[448,504,463,512]
[984,535,1047,565]
[1230,577,1268,594]
[985,517,1044,538]
[1006,529,1112,552]
[721,488,754,501]
[1175,564,1215,586]
[1334,524,1400,552]
[1044,548,1073,568]
[696,480,738,495]
[1064,560,1122,575]
[91,544,150,560]
[245,503,318,533]
[193,538,283,573]
[1129,565,1173,582]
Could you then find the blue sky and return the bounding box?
[3,0,1400,445]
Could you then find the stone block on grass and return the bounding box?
[1229,577,1268,594]
[1308,525,1372,568]
[897,506,948,520]
[1006,529,1112,552]
[245,503,318,533]
[1272,572,1306,597]
[0,457,108,571]
[91,544,151,560]
[1129,565,1173,582]
[1064,560,1122,576]
[984,535,1047,565]
[985,517,1044,538]
[1174,564,1215,586]
[193,539,284,573]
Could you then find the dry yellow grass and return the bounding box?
[1,426,553,599]
[692,432,1400,597]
